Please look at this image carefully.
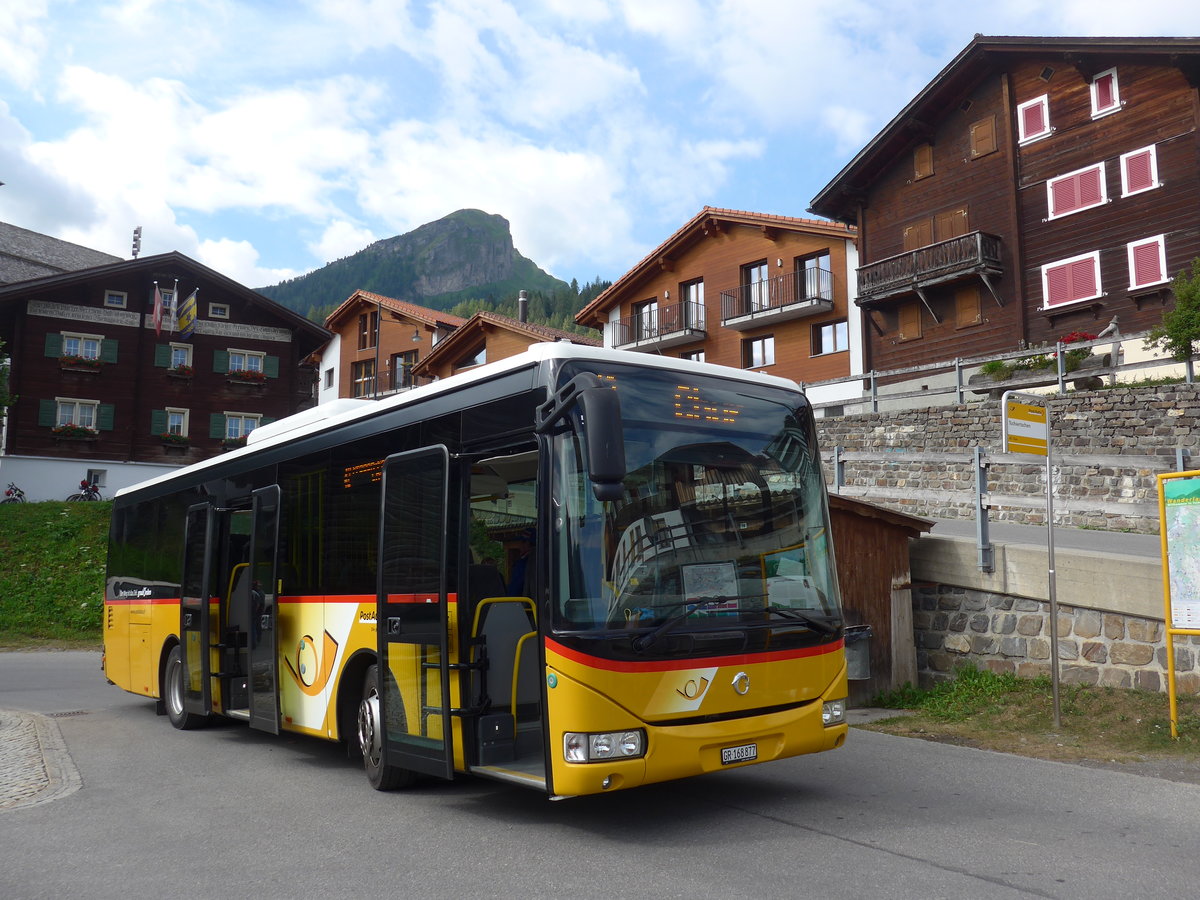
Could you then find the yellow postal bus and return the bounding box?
[103,343,848,797]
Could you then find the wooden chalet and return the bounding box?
[319,290,467,400]
[0,250,329,498]
[808,35,1200,373]
[574,208,862,410]
[412,307,600,382]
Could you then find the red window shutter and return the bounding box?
[1022,101,1045,138]
[1050,166,1104,217]
[1068,257,1097,299]
[1078,167,1103,206]
[1050,177,1078,216]
[1131,240,1163,287]
[1124,150,1154,193]
[1046,264,1073,305]
[1094,72,1115,111]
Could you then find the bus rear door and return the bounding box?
[179,503,214,718]
[247,485,281,734]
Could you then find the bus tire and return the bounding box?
[358,664,417,791]
[163,644,208,731]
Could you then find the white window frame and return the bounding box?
[224,412,262,440]
[228,348,265,373]
[169,343,193,369]
[1017,94,1052,144]
[1120,145,1161,198]
[56,397,100,429]
[209,302,231,320]
[1090,67,1121,119]
[165,407,190,437]
[104,290,128,309]
[1127,235,1168,290]
[1040,251,1103,310]
[62,331,103,359]
[681,350,705,364]
[1046,162,1108,221]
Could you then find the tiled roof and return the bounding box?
[323,289,468,329]
[0,221,122,285]
[575,206,855,325]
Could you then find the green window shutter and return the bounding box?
[97,404,115,431]
[213,350,230,374]
[153,344,171,368]
[45,334,63,358]
[260,417,276,426]
[100,339,118,364]
[264,355,280,378]
[210,414,227,439]
[39,399,57,427]
[150,409,167,435]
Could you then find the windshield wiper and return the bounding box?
[767,605,840,635]
[632,596,738,651]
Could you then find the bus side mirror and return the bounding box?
[576,385,625,501]
[536,373,627,502]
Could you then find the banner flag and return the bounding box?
[152,283,164,336]
[178,289,198,340]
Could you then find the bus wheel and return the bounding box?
[358,664,417,790]
[163,644,208,730]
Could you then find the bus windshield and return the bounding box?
[550,363,841,652]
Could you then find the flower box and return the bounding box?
[51,424,99,440]
[226,369,267,384]
[59,355,103,373]
[158,432,190,447]
[167,365,194,379]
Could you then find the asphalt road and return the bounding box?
[2,650,1199,899]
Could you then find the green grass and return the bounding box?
[0,501,109,647]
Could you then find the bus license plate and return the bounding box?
[721,743,757,765]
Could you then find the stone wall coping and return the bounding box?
[910,534,1163,622]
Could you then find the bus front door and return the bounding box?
[377,446,454,780]
[247,486,281,734]
[179,503,215,718]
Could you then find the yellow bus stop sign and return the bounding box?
[1003,394,1048,456]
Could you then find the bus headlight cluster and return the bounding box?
[563,729,646,763]
[822,699,846,726]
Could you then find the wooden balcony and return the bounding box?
[857,232,1003,304]
[719,268,834,331]
[610,300,706,351]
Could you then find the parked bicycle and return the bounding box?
[66,479,102,501]
[2,482,26,503]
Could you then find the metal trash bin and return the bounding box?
[844,624,873,680]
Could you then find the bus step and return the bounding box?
[225,708,250,722]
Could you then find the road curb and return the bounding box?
[0,708,82,812]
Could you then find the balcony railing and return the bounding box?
[719,267,834,330]
[857,231,1003,303]
[610,300,706,350]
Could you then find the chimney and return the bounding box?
[518,290,528,323]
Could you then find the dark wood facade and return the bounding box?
[0,252,329,467]
[575,207,859,387]
[810,36,1200,375]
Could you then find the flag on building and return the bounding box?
[178,289,198,340]
[152,284,164,336]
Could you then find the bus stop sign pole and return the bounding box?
[1001,391,1062,729]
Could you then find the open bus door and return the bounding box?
[375,446,454,782]
[247,485,281,734]
[179,503,214,718]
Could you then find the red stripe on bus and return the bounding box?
[545,636,844,673]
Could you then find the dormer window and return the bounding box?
[1090,68,1121,118]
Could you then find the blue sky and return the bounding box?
[3,0,1200,292]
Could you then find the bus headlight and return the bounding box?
[563,729,646,762]
[822,699,846,726]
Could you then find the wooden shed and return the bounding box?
[828,495,933,705]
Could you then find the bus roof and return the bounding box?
[115,341,803,499]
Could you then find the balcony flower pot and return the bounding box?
[167,365,194,379]
[159,432,190,448]
[226,370,267,386]
[52,423,99,443]
[222,436,248,451]
[59,355,103,373]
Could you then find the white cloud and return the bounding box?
[0,0,50,92]
[196,235,299,288]
[313,220,379,264]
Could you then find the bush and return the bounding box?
[1145,257,1200,362]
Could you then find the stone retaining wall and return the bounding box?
[913,583,1200,693]
[816,383,1200,532]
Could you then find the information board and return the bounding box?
[1161,473,1200,629]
